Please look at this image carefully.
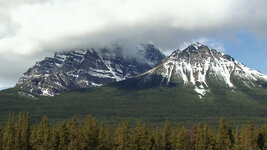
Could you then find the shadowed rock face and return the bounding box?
[17,44,165,96]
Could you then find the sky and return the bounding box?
[0,0,267,89]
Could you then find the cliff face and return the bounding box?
[17,44,165,96]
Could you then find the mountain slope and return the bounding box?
[117,42,267,98]
[16,44,165,96]
[1,85,267,127]
[1,42,267,126]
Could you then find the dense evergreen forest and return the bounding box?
[0,113,266,150]
[1,86,267,127]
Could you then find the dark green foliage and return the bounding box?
[113,122,131,150]
[98,124,112,150]
[67,116,81,149]
[1,86,267,128]
[233,127,242,150]
[240,121,259,150]
[193,123,216,150]
[2,113,15,150]
[14,113,30,150]
[81,115,99,149]
[174,126,192,150]
[161,121,171,150]
[0,114,266,149]
[216,117,234,150]
[57,122,69,150]
[30,116,52,149]
[149,127,162,150]
[131,121,149,150]
[0,126,2,150]
[257,131,265,150]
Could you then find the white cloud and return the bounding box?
[0,0,240,56]
[1,0,267,87]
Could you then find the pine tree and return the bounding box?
[57,122,70,150]
[149,127,162,150]
[257,131,264,150]
[50,125,59,149]
[14,113,30,150]
[2,113,16,150]
[32,115,52,149]
[81,115,99,149]
[67,116,81,149]
[260,124,267,150]
[29,126,37,149]
[170,125,178,150]
[194,123,215,150]
[131,121,149,150]
[193,124,204,150]
[241,121,258,150]
[97,124,112,150]
[0,126,2,150]
[113,122,131,150]
[233,127,242,150]
[161,121,171,150]
[216,117,233,150]
[175,126,192,150]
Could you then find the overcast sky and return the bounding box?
[1,0,267,89]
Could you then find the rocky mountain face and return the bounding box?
[17,44,165,96]
[119,42,267,98]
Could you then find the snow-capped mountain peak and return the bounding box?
[17,44,166,96]
[139,42,267,98]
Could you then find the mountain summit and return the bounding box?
[16,44,165,96]
[116,42,267,98]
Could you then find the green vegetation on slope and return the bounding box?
[0,85,267,127]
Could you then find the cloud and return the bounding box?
[1,0,267,87]
[0,0,238,55]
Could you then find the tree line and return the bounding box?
[0,113,266,150]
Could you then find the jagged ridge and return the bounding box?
[17,44,165,96]
[132,42,267,98]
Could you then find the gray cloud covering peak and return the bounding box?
[0,0,267,88]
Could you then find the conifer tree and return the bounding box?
[57,122,70,150]
[0,126,2,149]
[2,113,16,150]
[29,126,38,149]
[193,124,204,150]
[175,126,192,150]
[32,116,52,149]
[113,122,131,150]
[161,121,171,150]
[259,124,267,150]
[257,131,264,150]
[149,127,162,150]
[14,113,30,150]
[67,116,81,150]
[50,125,59,149]
[203,123,216,150]
[194,123,215,150]
[131,121,149,150]
[81,115,99,149]
[241,121,258,150]
[233,127,242,150]
[170,125,179,149]
[97,124,112,150]
[190,125,197,149]
[216,117,233,150]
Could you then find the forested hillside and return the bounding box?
[1,86,267,127]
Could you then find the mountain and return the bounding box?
[16,44,165,96]
[114,42,267,98]
[1,42,267,126]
